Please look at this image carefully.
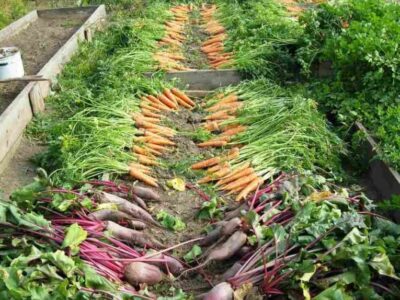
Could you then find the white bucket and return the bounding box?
[0,47,25,80]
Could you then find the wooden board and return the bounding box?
[355,122,400,200]
[0,5,106,173]
[0,11,38,41]
[147,69,242,90]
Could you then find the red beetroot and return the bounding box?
[124,262,163,286]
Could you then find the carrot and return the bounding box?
[203,121,220,131]
[129,163,152,172]
[137,154,158,166]
[171,88,196,107]
[147,95,171,110]
[146,143,169,152]
[220,173,258,191]
[205,110,231,120]
[206,136,231,143]
[163,89,178,106]
[206,161,229,173]
[198,140,228,148]
[140,103,161,112]
[144,130,173,141]
[146,127,175,138]
[142,109,162,119]
[217,166,253,186]
[207,102,242,113]
[147,137,176,146]
[158,94,177,109]
[222,125,247,136]
[133,145,153,157]
[145,147,163,157]
[235,177,263,201]
[209,94,238,108]
[174,96,192,109]
[144,132,175,144]
[191,157,221,170]
[198,166,230,184]
[129,167,159,187]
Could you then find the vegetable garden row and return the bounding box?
[1,0,400,299]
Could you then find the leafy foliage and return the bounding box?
[297,0,400,171]
[157,210,186,232]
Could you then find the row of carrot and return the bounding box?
[197,92,244,148]
[130,87,196,186]
[200,4,234,69]
[155,4,193,71]
[191,147,263,202]
[191,92,263,202]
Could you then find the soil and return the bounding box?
[0,136,45,199]
[128,96,237,295]
[0,9,92,113]
[184,8,210,69]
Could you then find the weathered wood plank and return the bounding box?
[0,10,38,41]
[0,87,33,172]
[147,69,242,90]
[355,121,400,199]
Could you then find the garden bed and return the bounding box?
[0,6,106,175]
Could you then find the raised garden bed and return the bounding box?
[355,122,400,200]
[0,5,106,174]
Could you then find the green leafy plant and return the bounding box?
[156,210,186,232]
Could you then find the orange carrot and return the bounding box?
[137,154,159,166]
[235,178,263,201]
[203,121,220,131]
[197,140,228,148]
[129,167,158,187]
[140,103,161,112]
[163,89,178,106]
[158,94,177,109]
[207,102,242,113]
[171,88,196,107]
[146,143,169,152]
[221,173,258,191]
[129,162,152,172]
[217,165,253,186]
[147,95,171,110]
[205,110,231,120]
[133,145,153,157]
[175,96,192,109]
[191,157,221,170]
[142,109,162,119]
[222,125,247,136]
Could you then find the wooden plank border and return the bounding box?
[0,10,38,41]
[0,5,106,174]
[146,69,242,90]
[355,122,400,199]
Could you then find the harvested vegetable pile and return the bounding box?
[187,173,400,299]
[4,0,400,299]
[192,80,344,201]
[155,4,193,71]
[200,4,233,69]
[0,180,186,298]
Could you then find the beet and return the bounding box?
[132,186,160,201]
[146,252,185,275]
[202,282,233,300]
[88,209,131,222]
[124,262,163,286]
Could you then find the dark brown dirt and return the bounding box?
[0,136,45,199]
[184,8,210,69]
[0,9,92,113]
[127,97,236,295]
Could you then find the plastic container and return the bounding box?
[0,47,25,80]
